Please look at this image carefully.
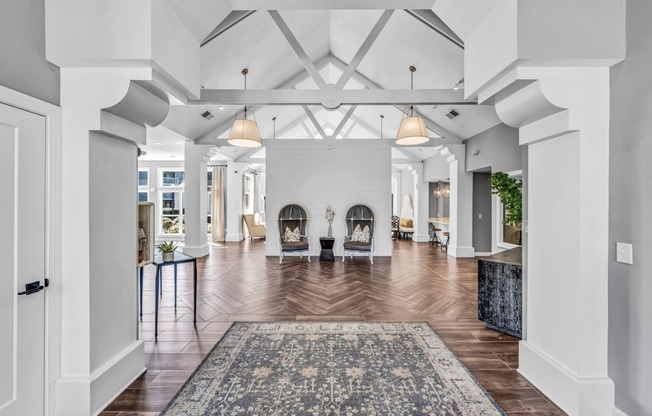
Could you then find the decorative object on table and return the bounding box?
[478,248,523,338]
[342,204,375,263]
[242,214,266,240]
[278,204,310,263]
[161,322,506,416]
[490,172,523,245]
[325,205,335,238]
[395,66,430,145]
[227,68,262,148]
[156,241,177,262]
[137,202,155,267]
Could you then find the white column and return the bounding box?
[56,68,151,416]
[487,68,614,416]
[183,142,212,257]
[412,163,431,242]
[442,145,475,257]
[225,161,245,242]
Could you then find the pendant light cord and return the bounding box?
[242,68,248,113]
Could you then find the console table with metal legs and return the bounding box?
[139,251,197,337]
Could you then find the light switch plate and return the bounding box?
[616,243,633,265]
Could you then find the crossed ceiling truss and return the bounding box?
[191,8,473,149]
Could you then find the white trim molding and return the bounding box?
[0,85,62,416]
[519,341,615,416]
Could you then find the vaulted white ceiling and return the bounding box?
[153,6,503,161]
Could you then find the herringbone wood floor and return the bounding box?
[102,240,566,415]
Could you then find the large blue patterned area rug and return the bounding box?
[162,322,506,415]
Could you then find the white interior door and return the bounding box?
[0,103,47,416]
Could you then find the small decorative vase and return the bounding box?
[162,252,174,262]
[327,224,332,238]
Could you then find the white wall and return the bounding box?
[423,153,450,181]
[266,140,392,257]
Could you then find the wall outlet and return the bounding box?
[478,213,483,219]
[616,243,633,265]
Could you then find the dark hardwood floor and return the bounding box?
[102,239,566,415]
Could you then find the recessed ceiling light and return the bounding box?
[218,106,224,110]
[154,141,161,145]
[176,141,183,144]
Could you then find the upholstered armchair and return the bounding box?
[243,214,266,240]
[278,204,310,263]
[398,217,414,240]
[342,204,375,264]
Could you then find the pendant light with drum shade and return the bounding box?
[395,66,430,145]
[227,68,262,147]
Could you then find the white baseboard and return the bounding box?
[225,233,243,242]
[413,233,430,243]
[54,341,145,416]
[519,341,614,416]
[613,407,628,416]
[474,252,493,257]
[182,244,210,257]
[447,245,475,258]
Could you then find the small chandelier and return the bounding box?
[433,181,450,198]
[396,66,430,146]
[227,68,262,148]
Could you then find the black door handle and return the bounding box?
[18,281,45,296]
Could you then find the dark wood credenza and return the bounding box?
[477,248,522,339]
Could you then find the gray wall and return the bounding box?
[609,0,652,414]
[0,0,60,105]
[472,173,492,253]
[464,123,521,173]
[428,182,450,218]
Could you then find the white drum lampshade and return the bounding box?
[227,109,262,147]
[396,111,429,145]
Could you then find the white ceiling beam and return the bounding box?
[194,88,474,105]
[192,56,333,143]
[336,10,394,89]
[201,10,256,47]
[404,9,464,49]
[302,105,328,139]
[327,55,463,142]
[229,0,436,10]
[330,105,358,139]
[269,10,327,89]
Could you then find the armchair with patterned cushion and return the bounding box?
[399,217,414,240]
[342,204,375,264]
[243,214,266,240]
[278,204,310,263]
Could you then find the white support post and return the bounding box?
[183,142,213,257]
[441,145,474,257]
[56,67,153,416]
[225,162,245,242]
[411,163,431,242]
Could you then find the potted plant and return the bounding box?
[490,172,523,245]
[156,241,178,262]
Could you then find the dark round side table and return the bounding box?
[319,237,335,262]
